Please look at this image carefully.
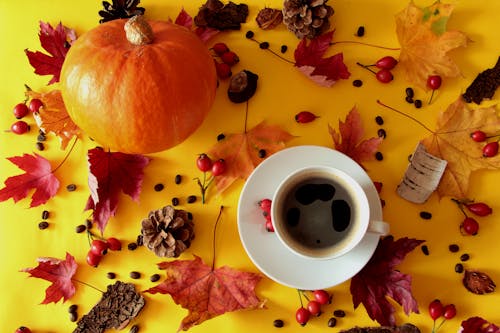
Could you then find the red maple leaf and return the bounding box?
[21,252,78,304]
[25,21,76,85]
[294,30,350,87]
[0,153,60,207]
[208,122,294,193]
[461,317,500,333]
[174,8,219,42]
[329,106,383,167]
[350,236,424,326]
[85,148,150,234]
[145,255,265,331]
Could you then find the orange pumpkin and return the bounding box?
[60,16,217,154]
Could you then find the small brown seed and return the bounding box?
[130,271,141,279]
[154,183,164,192]
[172,197,179,206]
[258,149,267,158]
[36,142,45,151]
[75,224,87,233]
[37,133,46,141]
[460,253,470,261]
[455,263,464,273]
[174,174,182,184]
[375,116,384,125]
[352,79,363,87]
[150,273,161,282]
[377,128,386,139]
[449,244,460,252]
[420,211,432,220]
[68,304,78,313]
[333,310,345,317]
[375,151,383,161]
[136,235,144,246]
[69,311,78,322]
[187,195,197,204]
[107,272,116,279]
[129,324,139,333]
[405,95,414,104]
[259,41,270,49]
[38,221,49,230]
[273,319,284,328]
[66,184,77,192]
[41,210,50,220]
[414,99,423,108]
[356,26,365,37]
[217,133,226,141]
[86,219,93,229]
[280,45,288,53]
[327,317,337,327]
[127,242,138,251]
[421,245,429,255]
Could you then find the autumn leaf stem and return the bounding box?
[451,198,469,218]
[52,136,78,174]
[356,62,377,74]
[297,289,304,307]
[71,278,104,293]
[330,41,400,51]
[247,37,295,64]
[195,172,215,204]
[211,205,224,270]
[376,100,435,134]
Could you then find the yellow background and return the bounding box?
[1,0,499,332]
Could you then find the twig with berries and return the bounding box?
[428,299,456,333]
[469,130,500,157]
[452,198,492,236]
[194,153,226,204]
[295,289,332,326]
[85,228,122,267]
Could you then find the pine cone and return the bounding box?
[98,0,146,24]
[282,0,334,39]
[141,205,194,258]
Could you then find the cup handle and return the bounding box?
[367,220,390,236]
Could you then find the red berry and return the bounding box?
[443,304,456,320]
[15,327,32,333]
[295,111,319,123]
[13,103,29,119]
[86,251,102,267]
[482,141,499,157]
[307,300,322,316]
[295,307,310,326]
[428,299,443,320]
[215,62,232,79]
[29,98,43,113]
[196,153,213,172]
[211,159,226,176]
[212,42,229,56]
[427,75,442,90]
[265,219,274,232]
[259,198,272,212]
[461,217,479,235]
[373,181,383,193]
[375,56,398,70]
[10,120,30,134]
[90,239,108,256]
[376,69,393,83]
[312,289,330,305]
[106,237,122,251]
[465,202,492,217]
[470,130,487,142]
[221,51,239,66]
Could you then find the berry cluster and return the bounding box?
[470,130,500,158]
[357,56,398,83]
[258,198,273,232]
[428,299,456,333]
[211,42,239,79]
[452,198,493,236]
[8,98,43,135]
[195,153,226,203]
[295,289,331,326]
[86,237,122,267]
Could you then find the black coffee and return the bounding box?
[281,176,357,253]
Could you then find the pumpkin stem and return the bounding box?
[124,15,154,45]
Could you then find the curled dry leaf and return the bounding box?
[256,7,283,30]
[463,270,496,295]
[460,317,500,333]
[339,323,420,333]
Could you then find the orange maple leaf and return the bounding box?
[27,89,80,149]
[144,255,265,331]
[395,1,469,90]
[421,96,500,199]
[329,106,383,167]
[209,122,294,193]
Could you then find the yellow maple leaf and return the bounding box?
[27,89,80,149]
[421,96,500,199]
[395,1,469,90]
[209,122,294,193]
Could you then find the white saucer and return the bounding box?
[237,145,383,290]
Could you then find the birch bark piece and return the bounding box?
[397,143,447,204]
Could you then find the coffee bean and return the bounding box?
[245,30,254,39]
[352,79,363,87]
[187,212,193,220]
[130,271,141,279]
[174,174,182,184]
[375,151,384,161]
[377,128,386,139]
[333,310,346,317]
[449,244,460,253]
[187,195,197,204]
[150,273,161,282]
[69,311,78,322]
[259,41,270,49]
[356,26,365,37]
[460,253,470,261]
[127,242,138,251]
[327,317,337,327]
[258,149,267,158]
[172,197,179,206]
[375,116,384,125]
[217,133,226,141]
[421,245,430,255]
[273,319,284,328]
[154,183,164,192]
[419,211,432,220]
[36,142,45,151]
[37,133,46,142]
[107,272,116,279]
[86,219,93,229]
[405,95,414,104]
[414,99,423,108]
[280,45,288,53]
[38,221,49,230]
[68,304,78,313]
[129,324,139,333]
[136,235,144,246]
[66,184,77,192]
[75,224,87,233]
[41,210,50,220]
[455,263,464,273]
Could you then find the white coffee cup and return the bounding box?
[271,165,389,260]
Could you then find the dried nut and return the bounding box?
[256,8,283,30]
[463,270,496,294]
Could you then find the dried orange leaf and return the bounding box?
[395,1,469,90]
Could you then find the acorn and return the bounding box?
[227,70,258,103]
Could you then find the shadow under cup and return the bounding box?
[271,166,388,260]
